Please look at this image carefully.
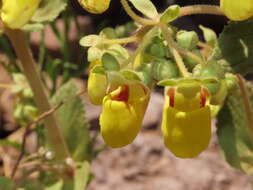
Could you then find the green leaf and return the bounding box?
[120,69,141,81]
[31,0,67,23]
[73,162,90,190]
[128,0,158,19]
[214,21,253,75]
[199,25,217,47]
[91,65,106,75]
[106,44,129,60]
[102,53,120,71]
[160,5,180,23]
[79,35,102,47]
[0,177,15,190]
[44,180,63,190]
[217,81,253,174]
[51,82,91,162]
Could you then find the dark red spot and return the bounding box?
[112,85,129,102]
[167,88,175,107]
[200,88,209,108]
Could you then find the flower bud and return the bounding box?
[77,0,111,14]
[1,0,41,29]
[87,61,107,105]
[221,0,253,21]
[99,82,150,148]
[162,86,211,158]
[87,71,107,105]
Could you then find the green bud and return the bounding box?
[102,53,120,71]
[146,37,168,58]
[176,31,199,50]
[151,59,179,81]
[193,61,225,79]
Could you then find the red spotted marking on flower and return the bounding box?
[112,85,129,102]
[167,88,175,107]
[200,88,209,108]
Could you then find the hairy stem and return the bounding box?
[5,28,70,161]
[159,23,190,77]
[179,5,224,17]
[103,36,138,45]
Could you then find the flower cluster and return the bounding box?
[87,58,216,158]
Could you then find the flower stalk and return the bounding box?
[5,27,70,161]
[159,23,190,77]
[179,5,224,17]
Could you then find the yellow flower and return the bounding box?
[99,82,150,148]
[162,86,211,158]
[87,63,108,105]
[77,0,111,14]
[221,0,253,21]
[1,0,41,29]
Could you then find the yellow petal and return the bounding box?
[1,0,41,29]
[221,0,253,21]
[162,105,211,158]
[161,88,211,158]
[87,72,107,105]
[99,82,150,148]
[77,0,111,14]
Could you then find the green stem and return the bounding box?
[179,5,224,17]
[5,28,70,161]
[159,23,190,77]
[103,36,138,45]
[120,0,157,25]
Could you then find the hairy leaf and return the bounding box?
[217,81,253,174]
[51,82,91,162]
[214,21,253,75]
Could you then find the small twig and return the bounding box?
[11,126,30,179]
[11,89,86,178]
[14,164,63,189]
